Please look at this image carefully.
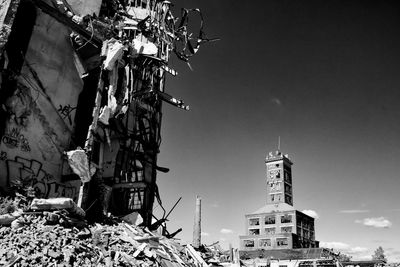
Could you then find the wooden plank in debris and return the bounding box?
[171,252,186,267]
[186,244,209,267]
[132,243,147,258]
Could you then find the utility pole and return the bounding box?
[192,195,201,248]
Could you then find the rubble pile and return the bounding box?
[0,197,231,267]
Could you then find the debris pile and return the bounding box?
[0,196,233,267]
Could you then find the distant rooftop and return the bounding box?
[249,203,295,215]
[240,248,334,260]
[265,150,292,164]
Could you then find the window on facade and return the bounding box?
[249,229,260,235]
[128,188,144,210]
[259,239,272,247]
[284,184,292,194]
[249,218,260,226]
[270,182,281,191]
[316,260,336,267]
[285,195,292,205]
[285,174,292,184]
[297,227,302,234]
[303,230,310,239]
[281,214,292,223]
[271,194,282,202]
[277,238,289,247]
[299,261,314,267]
[265,227,275,234]
[284,166,292,184]
[244,240,254,248]
[265,215,275,225]
[281,226,292,233]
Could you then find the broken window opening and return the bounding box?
[281,226,292,233]
[128,188,145,210]
[265,227,275,235]
[259,239,272,247]
[243,240,254,248]
[248,229,260,235]
[249,218,260,226]
[277,238,289,247]
[265,216,275,225]
[281,214,292,223]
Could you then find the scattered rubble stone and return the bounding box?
[0,197,233,267]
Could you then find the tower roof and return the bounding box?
[265,150,293,164]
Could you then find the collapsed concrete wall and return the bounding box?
[0,0,214,226]
[0,1,82,200]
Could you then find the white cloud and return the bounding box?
[388,208,400,212]
[321,241,350,250]
[201,232,209,236]
[220,228,234,234]
[355,217,392,228]
[339,209,370,214]
[271,98,282,106]
[302,209,320,219]
[350,247,369,254]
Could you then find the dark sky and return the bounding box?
[155,0,400,261]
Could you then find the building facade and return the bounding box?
[239,151,319,250]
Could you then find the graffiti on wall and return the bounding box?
[57,104,76,125]
[0,151,7,161]
[1,127,31,152]
[5,88,32,128]
[5,156,78,201]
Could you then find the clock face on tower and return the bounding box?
[268,169,281,179]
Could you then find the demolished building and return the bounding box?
[0,0,213,227]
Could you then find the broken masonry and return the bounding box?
[0,0,216,229]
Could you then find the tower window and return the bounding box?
[285,184,292,194]
[270,182,281,191]
[271,193,282,202]
[285,195,292,205]
[284,173,292,184]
